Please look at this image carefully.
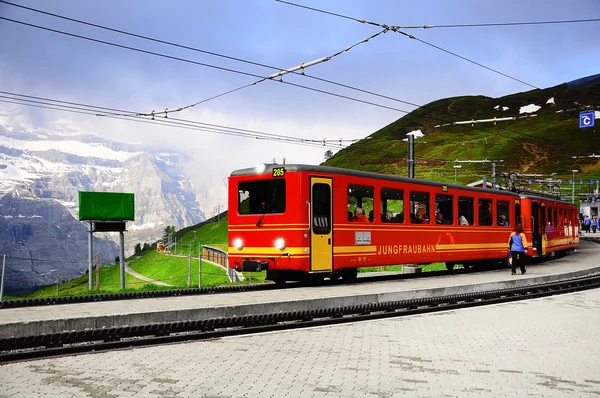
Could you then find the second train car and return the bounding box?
[227,164,579,283]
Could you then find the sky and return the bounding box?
[1,0,599,183]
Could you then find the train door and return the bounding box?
[540,203,547,255]
[530,202,545,256]
[310,177,333,272]
[514,200,521,225]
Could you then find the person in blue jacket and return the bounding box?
[508,224,528,275]
[584,215,591,234]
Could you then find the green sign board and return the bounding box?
[79,191,135,221]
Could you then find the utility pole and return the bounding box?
[407,135,415,178]
[96,252,100,291]
[0,254,6,302]
[187,250,191,287]
[198,247,203,289]
[193,230,197,254]
[453,165,461,184]
[572,169,579,203]
[452,159,503,187]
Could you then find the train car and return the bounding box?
[227,164,579,283]
[518,192,579,258]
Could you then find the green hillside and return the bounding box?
[21,216,234,300]
[324,77,600,193]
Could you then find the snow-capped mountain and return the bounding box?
[0,110,223,295]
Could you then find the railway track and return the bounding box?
[2,272,599,364]
[0,262,504,309]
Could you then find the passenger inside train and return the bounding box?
[436,212,450,224]
[352,207,369,222]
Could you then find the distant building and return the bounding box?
[580,197,599,218]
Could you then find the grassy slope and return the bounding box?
[25,266,150,299]
[21,215,263,299]
[324,82,600,187]
[23,218,232,299]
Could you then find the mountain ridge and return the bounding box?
[0,111,220,294]
[324,75,600,187]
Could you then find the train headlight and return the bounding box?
[274,238,286,250]
[233,238,244,250]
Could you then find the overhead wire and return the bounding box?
[0,2,554,139]
[0,1,559,146]
[0,14,550,146]
[0,92,358,152]
[1,95,522,168]
[0,1,391,118]
[4,92,555,180]
[0,90,358,147]
[0,91,491,163]
[0,16,412,117]
[396,19,600,29]
[0,1,513,118]
[0,98,358,153]
[274,1,600,29]
[275,0,543,89]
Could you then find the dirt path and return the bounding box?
[125,263,172,287]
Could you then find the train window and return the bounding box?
[238,179,286,215]
[496,201,510,226]
[348,185,373,223]
[312,183,331,234]
[559,208,564,226]
[478,198,493,226]
[435,194,453,225]
[410,191,430,224]
[547,206,553,228]
[381,188,404,223]
[458,196,474,226]
[554,207,558,227]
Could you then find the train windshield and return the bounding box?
[238,179,286,215]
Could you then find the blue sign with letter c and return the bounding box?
[579,111,595,128]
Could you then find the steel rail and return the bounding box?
[1,272,599,363]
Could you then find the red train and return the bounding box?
[227,164,579,283]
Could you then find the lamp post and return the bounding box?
[453,165,461,184]
[572,169,579,203]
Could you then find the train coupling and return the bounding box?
[242,260,270,272]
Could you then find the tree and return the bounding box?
[142,242,151,251]
[324,150,333,160]
[134,243,142,254]
[163,226,173,243]
[114,256,120,264]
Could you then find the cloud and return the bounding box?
[1,0,599,189]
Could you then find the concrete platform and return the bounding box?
[1,240,599,340]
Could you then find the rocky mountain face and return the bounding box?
[0,188,118,295]
[0,113,219,295]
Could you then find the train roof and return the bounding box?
[232,164,578,207]
[517,190,575,206]
[231,163,523,198]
